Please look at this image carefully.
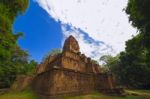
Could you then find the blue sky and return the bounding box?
[13,0,63,62]
[13,0,137,63]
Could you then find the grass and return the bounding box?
[125,89,150,99]
[0,88,39,99]
[0,89,150,99]
[131,89,150,94]
[62,91,150,99]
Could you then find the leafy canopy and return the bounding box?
[0,0,37,88]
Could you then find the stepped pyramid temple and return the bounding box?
[32,35,124,98]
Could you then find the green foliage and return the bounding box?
[101,0,150,89]
[126,0,150,61]
[119,34,150,88]
[42,49,62,62]
[0,0,29,21]
[101,34,150,88]
[91,60,99,65]
[48,49,62,56]
[126,0,150,29]
[100,55,121,83]
[100,34,150,88]
[0,88,39,99]
[118,0,150,88]
[100,55,119,68]
[23,60,37,75]
[0,0,36,88]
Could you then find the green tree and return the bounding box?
[22,60,37,75]
[126,0,150,62]
[100,55,121,83]
[42,49,62,62]
[119,34,150,88]
[119,0,150,88]
[0,0,31,88]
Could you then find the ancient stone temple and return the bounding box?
[32,35,123,98]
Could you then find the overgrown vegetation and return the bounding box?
[0,90,149,99]
[62,91,150,99]
[42,48,62,62]
[0,88,39,99]
[100,0,150,89]
[0,0,37,88]
[100,34,150,88]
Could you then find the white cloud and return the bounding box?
[35,0,137,61]
[61,25,115,60]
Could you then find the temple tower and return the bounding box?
[63,35,80,53]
